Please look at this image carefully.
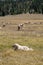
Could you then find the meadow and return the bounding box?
[0,14,43,65]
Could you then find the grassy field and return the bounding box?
[0,14,43,65]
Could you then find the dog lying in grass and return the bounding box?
[12,43,33,51]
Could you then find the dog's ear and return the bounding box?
[12,45,18,50]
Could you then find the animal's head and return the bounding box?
[12,44,18,50]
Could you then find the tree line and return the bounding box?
[0,0,43,16]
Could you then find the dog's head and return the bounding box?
[12,44,18,50]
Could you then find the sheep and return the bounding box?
[2,23,6,27]
[2,22,8,28]
[12,43,33,51]
[17,24,23,31]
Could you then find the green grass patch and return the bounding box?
[0,35,43,65]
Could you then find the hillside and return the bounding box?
[0,14,43,65]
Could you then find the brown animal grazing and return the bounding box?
[2,23,6,27]
[18,24,23,31]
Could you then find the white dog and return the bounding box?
[12,43,33,51]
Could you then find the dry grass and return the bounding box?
[0,36,43,65]
[0,14,43,65]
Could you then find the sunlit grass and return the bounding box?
[0,35,43,50]
[0,14,43,65]
[0,35,43,65]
